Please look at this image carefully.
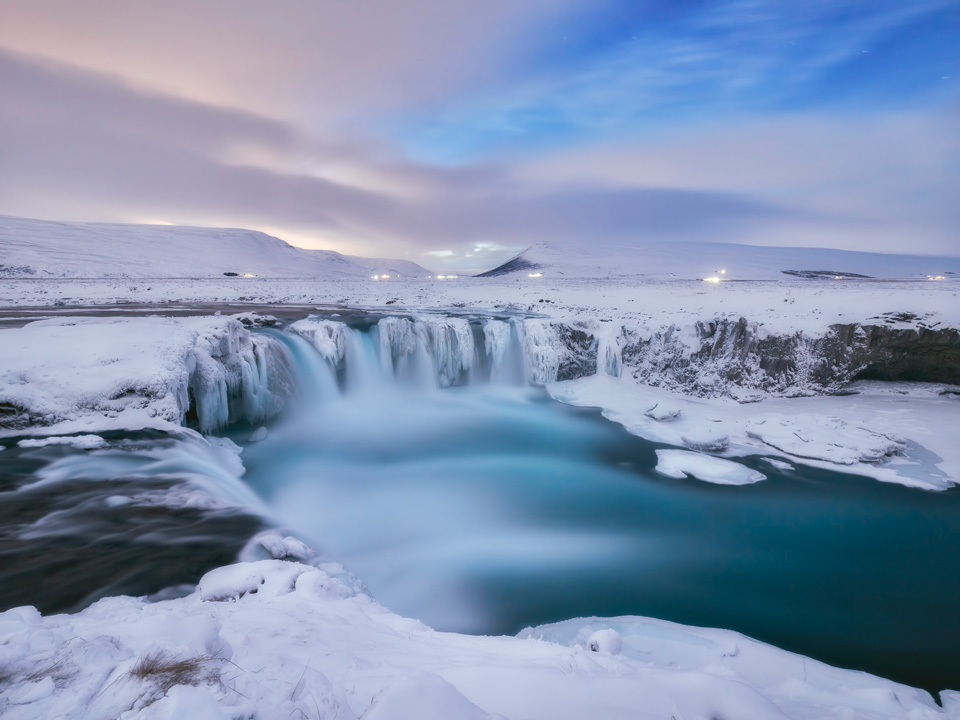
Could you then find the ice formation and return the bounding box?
[0,317,292,436]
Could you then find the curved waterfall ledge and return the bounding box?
[0,316,293,436]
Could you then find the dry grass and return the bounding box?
[128,650,220,694]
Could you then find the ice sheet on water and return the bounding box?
[655,449,766,485]
[17,434,107,449]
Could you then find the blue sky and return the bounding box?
[0,0,957,271]
[395,0,959,162]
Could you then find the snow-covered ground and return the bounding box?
[479,239,960,281]
[0,215,430,279]
[3,550,958,720]
[3,218,960,717]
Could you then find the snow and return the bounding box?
[16,434,107,449]
[0,214,431,279]
[550,375,960,490]
[1,559,955,720]
[482,239,960,281]
[655,449,767,485]
[0,316,290,436]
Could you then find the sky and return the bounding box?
[0,0,957,273]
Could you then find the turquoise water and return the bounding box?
[240,331,960,694]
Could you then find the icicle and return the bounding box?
[287,318,348,370]
[517,319,562,385]
[483,319,512,381]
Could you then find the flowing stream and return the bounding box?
[1,313,959,695]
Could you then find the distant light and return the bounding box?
[719,269,726,274]
[240,273,257,278]
[380,274,390,279]
[703,276,721,283]
[371,275,380,280]
[528,272,543,278]
[834,275,844,280]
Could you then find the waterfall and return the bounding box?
[284,315,532,397]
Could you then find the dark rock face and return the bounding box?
[475,257,543,278]
[554,326,598,381]
[845,325,960,384]
[555,317,960,398]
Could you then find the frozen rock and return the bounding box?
[587,628,623,655]
[680,426,730,452]
[198,560,306,602]
[643,402,683,421]
[248,426,269,442]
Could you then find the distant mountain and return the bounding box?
[476,241,960,281]
[0,215,432,279]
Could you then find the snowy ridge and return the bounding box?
[2,557,957,720]
[0,215,432,279]
[479,239,960,280]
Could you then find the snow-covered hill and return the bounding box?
[0,215,432,279]
[478,240,960,280]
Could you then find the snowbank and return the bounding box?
[1,558,955,720]
[550,375,960,490]
[0,316,292,436]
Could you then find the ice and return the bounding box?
[656,449,767,485]
[0,316,291,437]
[680,426,730,451]
[552,374,960,490]
[482,319,512,380]
[745,414,905,465]
[17,434,107,449]
[288,318,348,369]
[418,316,475,387]
[518,320,562,385]
[248,426,269,442]
[197,560,308,602]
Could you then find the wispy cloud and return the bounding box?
[396,0,959,160]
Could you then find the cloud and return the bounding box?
[0,0,581,124]
[0,49,808,269]
[512,110,960,255]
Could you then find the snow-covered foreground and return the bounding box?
[3,552,958,720]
